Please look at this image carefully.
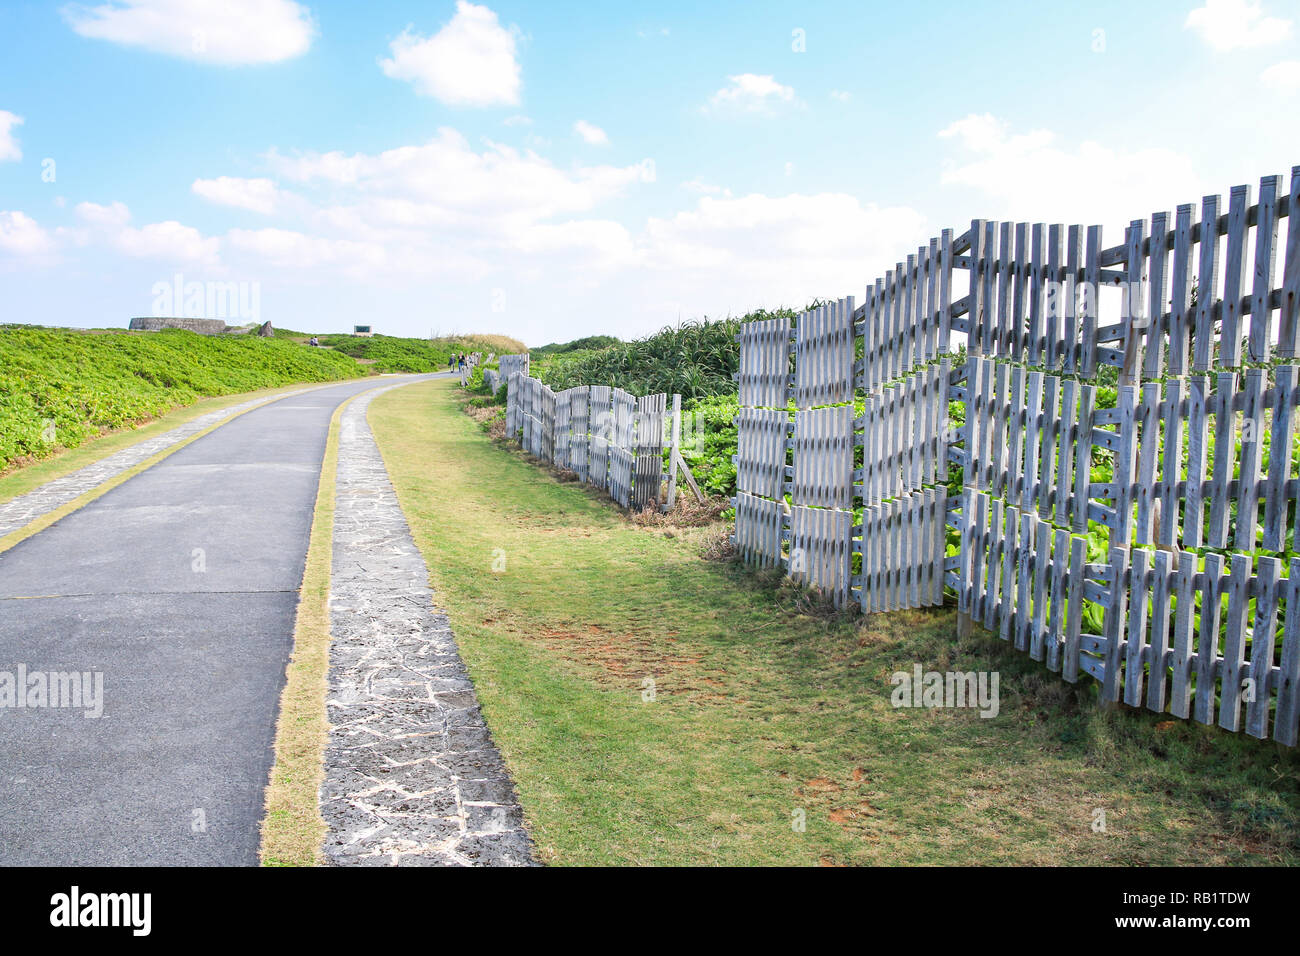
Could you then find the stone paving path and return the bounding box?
[321,383,534,866]
[0,384,325,540]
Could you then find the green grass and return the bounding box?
[368,378,1300,866]
[0,325,368,471]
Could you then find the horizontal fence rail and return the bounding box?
[734,165,1300,746]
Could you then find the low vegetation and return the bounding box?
[318,332,526,373]
[530,335,621,361]
[536,316,768,398]
[0,325,366,472]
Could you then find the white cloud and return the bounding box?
[266,129,653,224]
[938,113,1202,235]
[75,200,131,228]
[573,120,609,146]
[226,227,384,271]
[830,90,851,102]
[192,176,283,214]
[0,211,55,257]
[503,114,532,126]
[0,111,23,162]
[64,200,218,264]
[60,0,316,65]
[510,219,636,270]
[379,2,521,106]
[1185,0,1291,51]
[638,192,928,310]
[115,220,219,263]
[1261,59,1300,92]
[706,74,795,114]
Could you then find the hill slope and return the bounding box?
[0,326,368,471]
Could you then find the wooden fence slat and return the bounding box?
[1056,379,1077,526]
[1207,373,1237,549]
[1014,511,1032,651]
[998,502,1018,640]
[1194,553,1225,725]
[1263,366,1295,550]
[1037,374,1058,516]
[1080,225,1102,378]
[1281,167,1300,358]
[1193,194,1221,373]
[1277,558,1300,745]
[1160,379,1185,547]
[1246,556,1279,739]
[1170,550,1197,719]
[1219,183,1252,369]
[1249,176,1281,363]
[1120,218,1148,384]
[1185,374,1210,547]
[1029,517,1050,661]
[1063,533,1087,682]
[1146,550,1172,713]
[1124,548,1151,707]
[1134,383,1161,544]
[1218,553,1252,732]
[1144,210,1170,379]
[1066,225,1083,373]
[1169,204,1195,375]
[1047,224,1064,370]
[1101,547,1130,703]
[1236,368,1265,550]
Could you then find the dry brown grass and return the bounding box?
[444,333,527,354]
[258,392,353,866]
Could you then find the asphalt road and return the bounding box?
[0,374,433,865]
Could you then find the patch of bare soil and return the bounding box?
[509,621,735,703]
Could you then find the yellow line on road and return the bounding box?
[0,383,348,557]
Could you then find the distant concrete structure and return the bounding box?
[128,317,275,337]
[129,317,230,334]
[353,325,373,337]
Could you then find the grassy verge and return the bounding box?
[259,389,355,866]
[367,378,1300,866]
[0,382,335,505]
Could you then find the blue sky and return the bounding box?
[2,0,1299,344]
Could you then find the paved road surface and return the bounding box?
[0,375,433,865]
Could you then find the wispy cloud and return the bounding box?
[706,74,795,114]
[0,110,22,162]
[192,177,285,215]
[574,120,609,146]
[60,0,316,64]
[1261,59,1300,93]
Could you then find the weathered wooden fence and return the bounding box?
[504,372,681,512]
[499,354,529,434]
[735,166,1300,745]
